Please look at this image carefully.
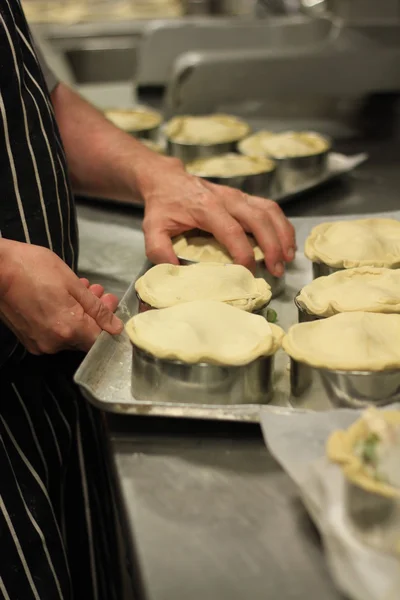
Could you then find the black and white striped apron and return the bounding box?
[0,1,124,598]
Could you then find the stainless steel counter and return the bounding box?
[76,130,400,600]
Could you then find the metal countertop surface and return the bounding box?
[77,132,400,600]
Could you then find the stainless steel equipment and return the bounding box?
[136,15,334,87]
[312,261,341,278]
[290,357,400,408]
[294,293,323,322]
[131,344,275,405]
[163,34,400,117]
[187,159,276,197]
[167,138,238,162]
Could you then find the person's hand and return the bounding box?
[0,240,123,355]
[79,278,119,313]
[139,157,296,276]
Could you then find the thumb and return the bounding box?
[144,229,179,265]
[75,284,123,335]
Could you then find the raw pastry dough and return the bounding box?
[238,130,329,159]
[126,300,283,366]
[104,107,161,132]
[327,408,400,498]
[282,311,400,371]
[172,234,264,263]
[139,139,165,154]
[305,218,400,268]
[186,153,275,178]
[297,267,400,317]
[165,114,250,145]
[135,263,271,311]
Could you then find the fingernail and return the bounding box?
[274,262,285,277]
[287,247,295,260]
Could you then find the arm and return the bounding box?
[51,83,296,276]
[51,83,169,204]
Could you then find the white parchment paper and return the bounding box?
[260,408,400,600]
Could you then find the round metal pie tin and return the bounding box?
[290,356,400,408]
[294,293,325,323]
[167,139,239,164]
[130,343,275,406]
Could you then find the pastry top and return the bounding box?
[327,407,400,498]
[238,130,329,159]
[282,311,400,371]
[135,263,271,311]
[172,233,264,263]
[139,139,164,154]
[165,114,250,145]
[126,300,284,366]
[104,107,162,132]
[297,267,400,317]
[305,218,400,269]
[186,153,275,178]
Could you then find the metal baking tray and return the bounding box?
[88,152,368,208]
[74,249,360,422]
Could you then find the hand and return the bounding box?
[79,278,119,313]
[139,157,296,276]
[0,240,123,355]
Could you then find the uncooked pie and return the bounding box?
[165,114,250,145]
[305,218,400,269]
[104,107,162,133]
[282,311,400,371]
[172,233,264,263]
[297,267,400,317]
[126,300,283,366]
[135,263,271,311]
[186,153,275,178]
[238,130,329,159]
[327,407,400,498]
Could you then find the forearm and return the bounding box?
[50,83,178,203]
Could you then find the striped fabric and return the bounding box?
[0,1,126,598]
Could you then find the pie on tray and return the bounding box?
[126,300,283,366]
[135,263,271,312]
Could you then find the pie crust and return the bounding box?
[282,311,400,371]
[126,300,283,366]
[327,408,400,498]
[297,267,400,317]
[186,153,275,178]
[135,263,271,311]
[305,218,400,269]
[172,233,264,263]
[238,130,329,159]
[165,114,250,145]
[104,107,162,132]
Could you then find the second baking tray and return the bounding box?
[87,152,368,208]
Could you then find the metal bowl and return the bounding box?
[177,256,284,299]
[290,357,400,408]
[167,139,240,164]
[130,343,274,405]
